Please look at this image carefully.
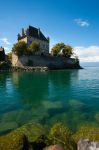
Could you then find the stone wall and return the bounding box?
[27,36,49,54]
[12,53,80,69]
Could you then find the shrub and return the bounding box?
[29,41,40,54]
[12,41,27,56]
[51,43,65,56]
[7,52,12,60]
[62,45,73,58]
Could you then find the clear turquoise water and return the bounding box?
[0,67,99,135]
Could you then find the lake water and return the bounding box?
[0,67,99,135]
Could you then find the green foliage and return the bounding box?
[51,43,74,58]
[0,61,5,65]
[48,123,76,150]
[73,125,99,142]
[0,131,26,150]
[29,41,40,54]
[7,52,12,60]
[62,45,73,58]
[12,41,27,56]
[0,123,45,150]
[0,122,99,150]
[51,43,65,56]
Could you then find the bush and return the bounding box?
[7,52,12,60]
[12,41,28,56]
[28,41,40,54]
[51,43,65,56]
[62,45,73,58]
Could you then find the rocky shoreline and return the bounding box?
[0,64,82,72]
[0,122,99,150]
[0,66,49,72]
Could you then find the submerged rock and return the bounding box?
[95,113,99,122]
[69,99,85,109]
[2,110,19,122]
[31,106,49,122]
[0,131,28,150]
[17,122,45,142]
[49,113,68,126]
[0,122,46,150]
[0,122,18,135]
[42,101,63,109]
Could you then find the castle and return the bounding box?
[17,25,49,54]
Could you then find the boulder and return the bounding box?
[0,122,45,150]
[0,131,28,150]
[44,145,64,150]
[78,139,99,150]
[0,121,18,135]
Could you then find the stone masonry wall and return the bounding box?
[12,53,78,69]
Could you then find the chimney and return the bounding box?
[22,28,25,36]
[17,33,21,40]
[38,28,40,37]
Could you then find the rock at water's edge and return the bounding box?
[78,139,99,150]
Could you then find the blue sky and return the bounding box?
[0,0,99,62]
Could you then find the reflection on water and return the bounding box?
[0,68,99,135]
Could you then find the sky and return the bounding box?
[0,0,99,62]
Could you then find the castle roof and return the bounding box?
[18,26,49,42]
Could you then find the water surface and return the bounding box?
[0,67,99,134]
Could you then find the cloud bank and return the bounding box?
[0,38,11,45]
[74,46,99,62]
[74,19,90,27]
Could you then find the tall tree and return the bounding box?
[62,45,73,58]
[51,43,65,56]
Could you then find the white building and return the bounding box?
[18,25,49,54]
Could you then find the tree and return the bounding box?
[7,52,12,60]
[51,43,65,56]
[29,41,40,54]
[62,45,73,58]
[12,41,27,56]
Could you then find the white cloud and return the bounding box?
[0,37,11,53]
[74,19,90,27]
[74,46,99,62]
[0,38,11,45]
[4,47,10,51]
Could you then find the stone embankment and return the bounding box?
[0,66,49,72]
[12,53,82,70]
[12,66,49,72]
